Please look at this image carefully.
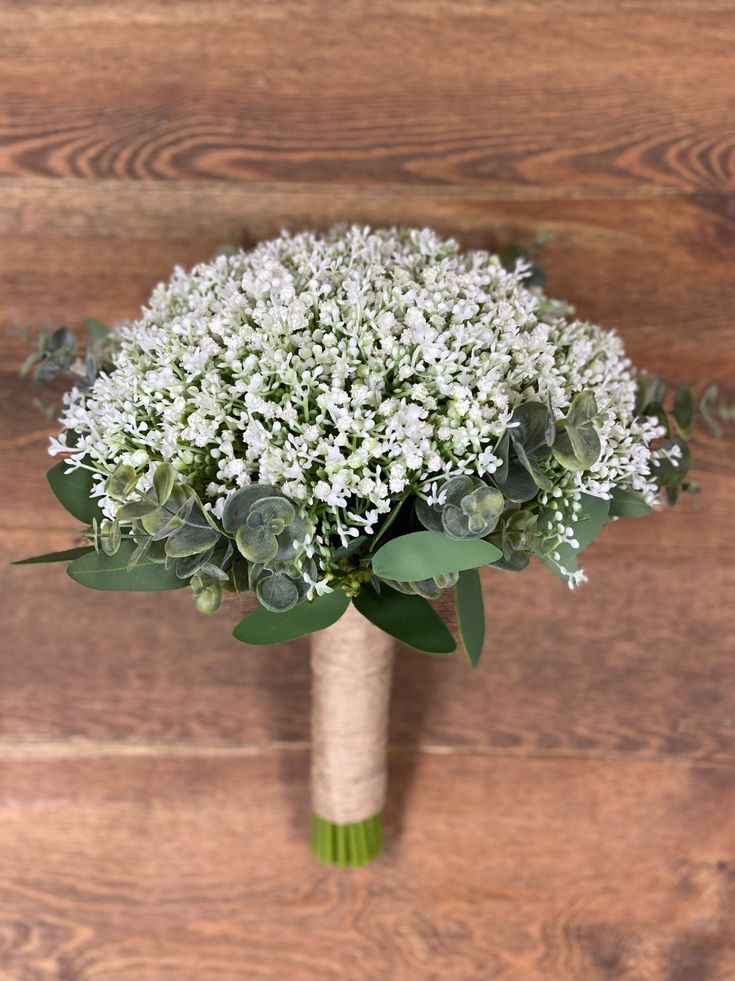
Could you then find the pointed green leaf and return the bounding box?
[353,583,455,656]
[455,569,485,668]
[233,588,350,645]
[13,546,94,565]
[67,539,187,591]
[47,461,104,524]
[371,531,501,582]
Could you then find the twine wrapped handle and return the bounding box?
[310,602,394,866]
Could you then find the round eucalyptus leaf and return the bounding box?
[106,464,138,502]
[99,519,121,556]
[567,423,602,469]
[552,428,587,472]
[256,572,300,612]
[236,523,279,564]
[249,496,296,530]
[415,497,443,532]
[442,475,477,508]
[222,484,279,533]
[566,390,598,427]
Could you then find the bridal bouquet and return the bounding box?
[17,226,693,866]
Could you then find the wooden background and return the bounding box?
[1,2,734,979]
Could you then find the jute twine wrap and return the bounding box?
[311,603,395,825]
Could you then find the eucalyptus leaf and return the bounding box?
[116,497,159,520]
[372,531,501,581]
[236,522,279,564]
[164,519,220,558]
[455,568,485,668]
[106,464,138,501]
[256,571,301,612]
[651,439,691,486]
[153,463,176,506]
[673,386,694,439]
[552,428,587,472]
[353,583,456,656]
[415,496,444,533]
[99,519,121,556]
[222,484,279,533]
[85,318,109,340]
[233,588,350,646]
[563,423,601,470]
[47,461,104,524]
[494,430,510,485]
[67,540,188,591]
[609,487,652,518]
[13,546,94,565]
[494,454,540,502]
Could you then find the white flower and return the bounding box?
[52,225,661,591]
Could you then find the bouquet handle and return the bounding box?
[310,603,394,866]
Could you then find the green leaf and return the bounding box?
[568,424,602,470]
[509,402,554,490]
[609,487,652,518]
[570,494,610,551]
[534,493,610,581]
[106,464,138,501]
[47,461,104,524]
[164,520,220,558]
[353,583,456,656]
[13,546,94,565]
[674,386,694,440]
[233,588,350,646]
[495,455,538,502]
[116,497,159,520]
[222,484,279,533]
[371,531,501,581]
[256,571,300,612]
[455,569,485,668]
[85,318,109,340]
[67,539,188,591]
[567,390,598,427]
[153,463,176,506]
[552,428,587,472]
[651,438,691,487]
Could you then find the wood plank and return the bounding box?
[1,752,734,980]
[0,6,733,192]
[2,182,732,374]
[4,530,734,761]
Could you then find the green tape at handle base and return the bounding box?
[310,812,383,867]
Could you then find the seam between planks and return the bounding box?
[1,737,734,769]
[0,176,697,203]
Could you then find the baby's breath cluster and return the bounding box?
[50,226,670,604]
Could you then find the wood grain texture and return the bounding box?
[1,752,735,981]
[0,4,733,192]
[2,1,735,978]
